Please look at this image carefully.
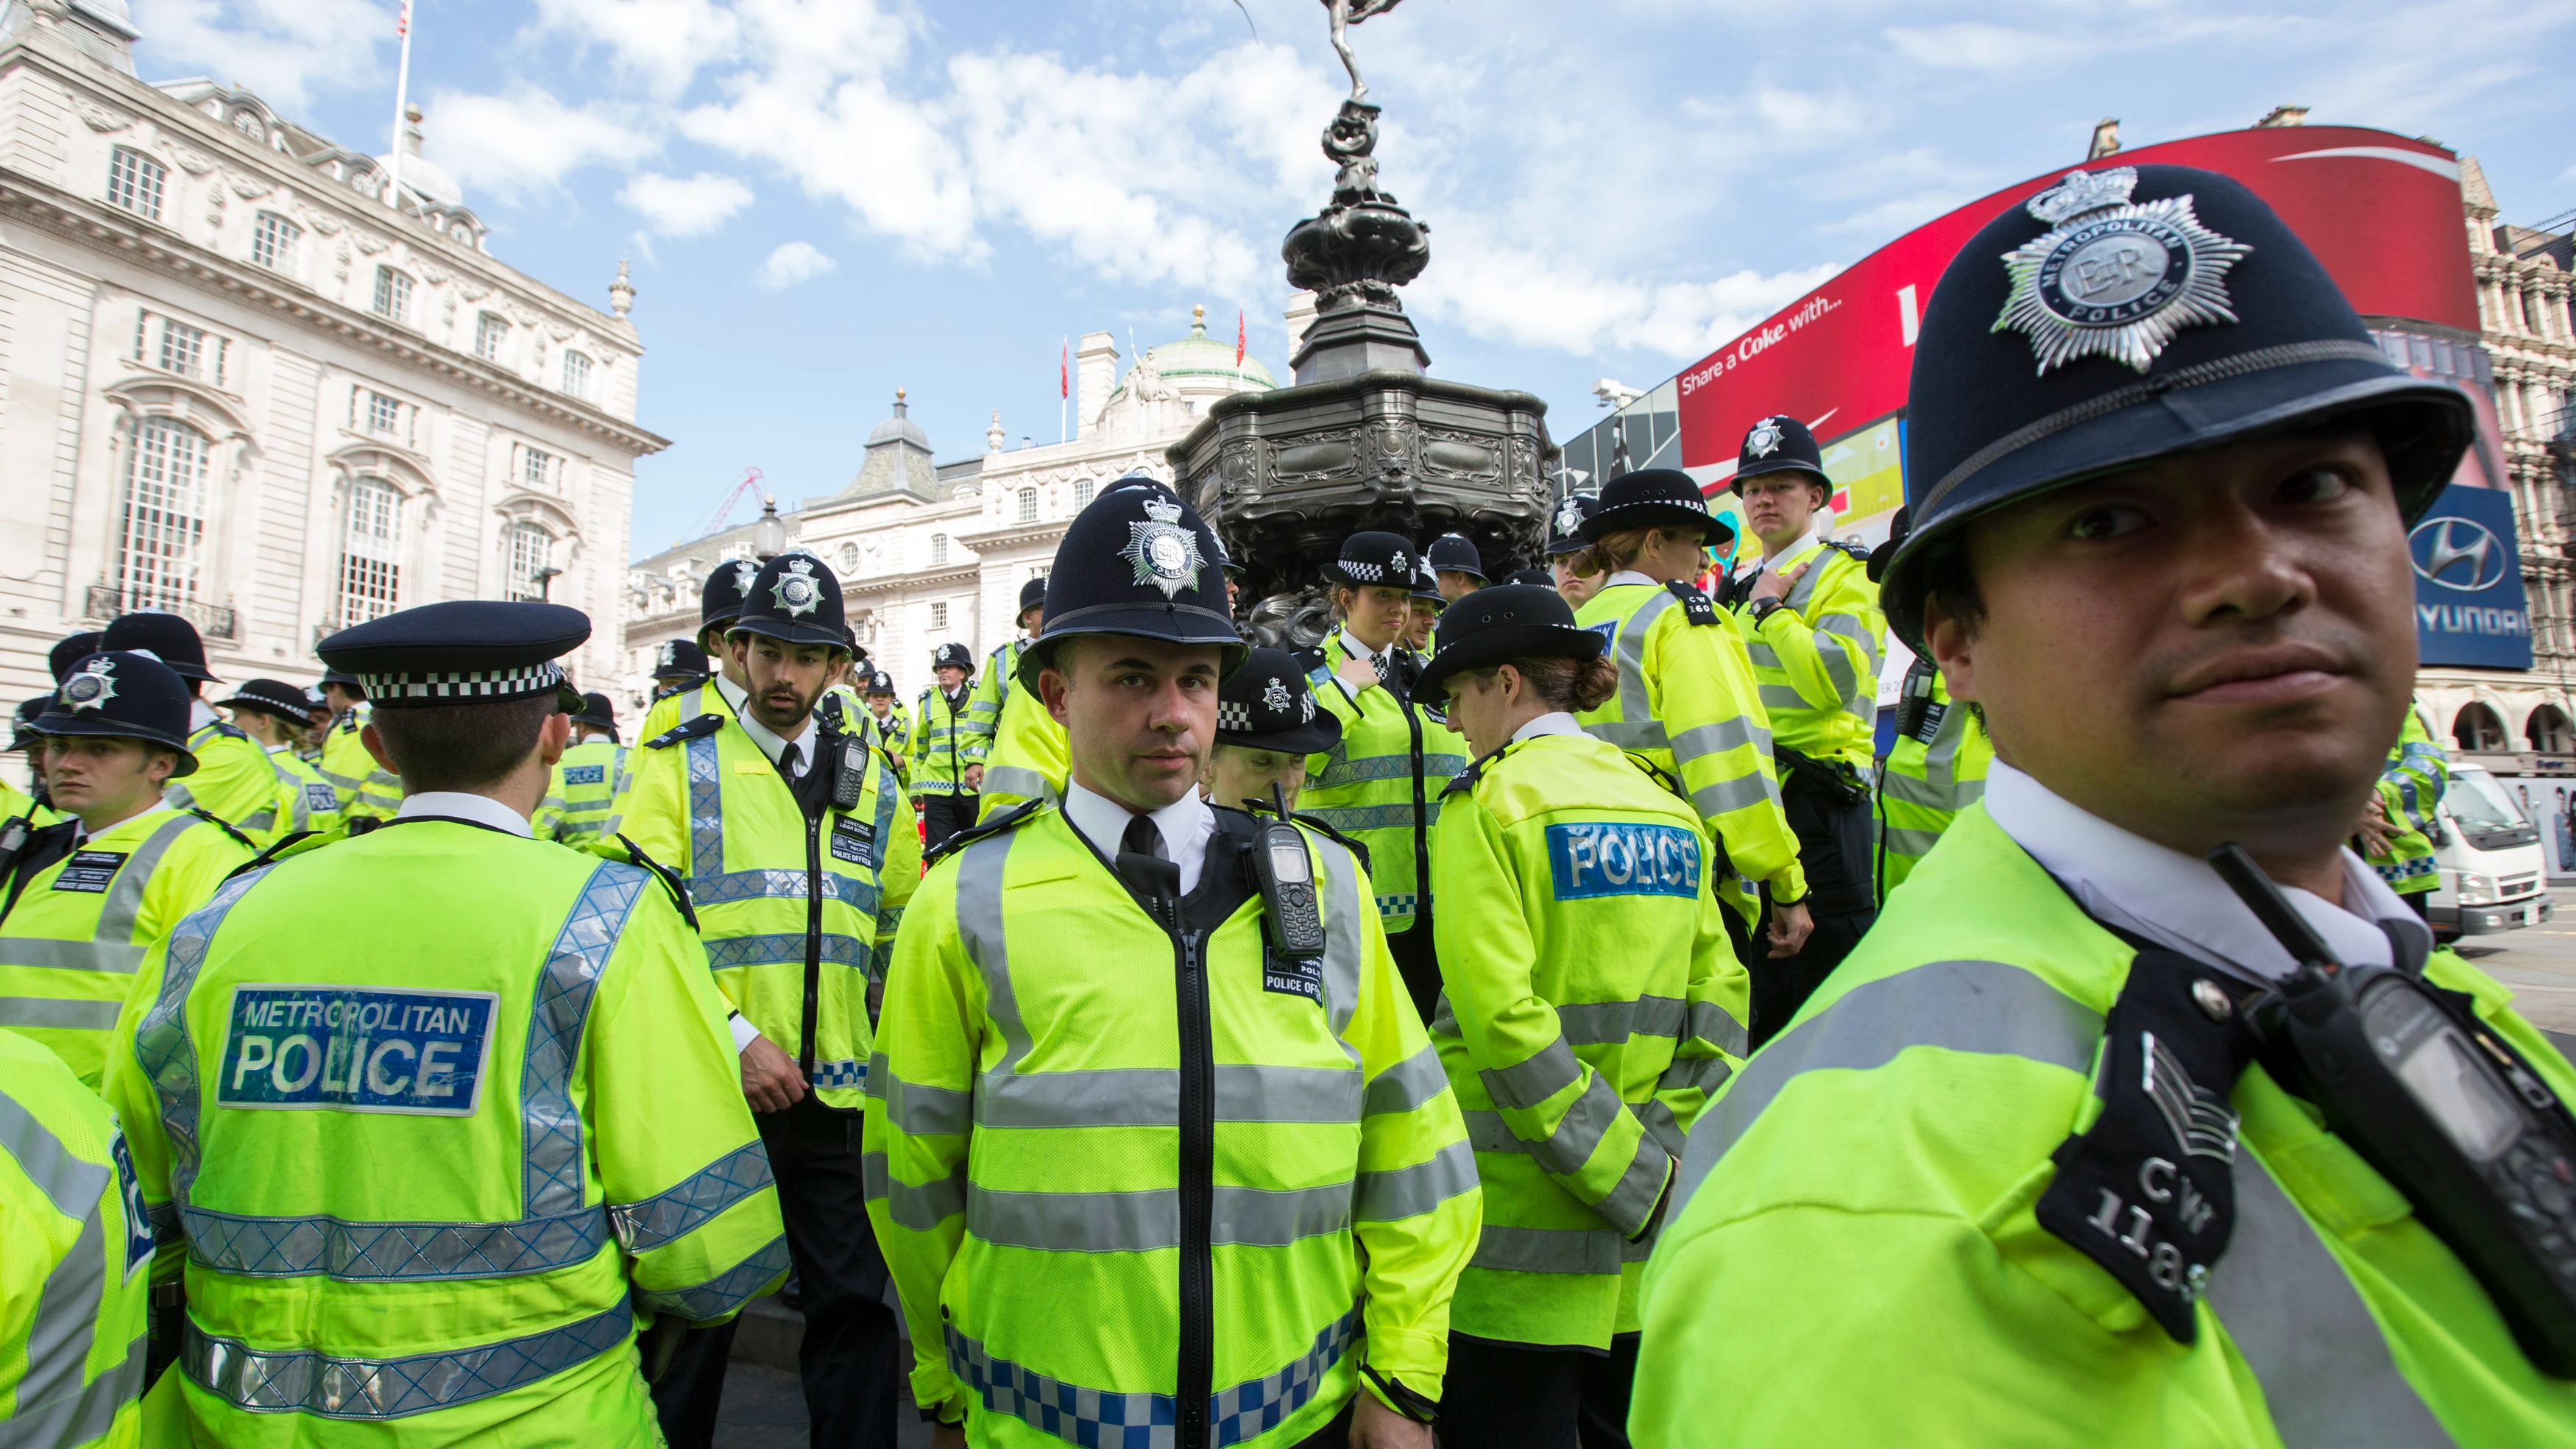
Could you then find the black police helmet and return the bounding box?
[865,670,896,696]
[1883,163,2475,649]
[31,651,199,776]
[101,612,216,684]
[1214,648,1342,757]
[573,691,618,737]
[1732,415,1831,495]
[1018,481,1244,690]
[1545,494,1600,556]
[932,642,974,676]
[1409,558,1445,606]
[319,600,590,711]
[1503,567,1556,588]
[729,553,850,654]
[700,559,762,640]
[1018,575,1048,622]
[652,639,710,681]
[1426,534,1487,583]
[219,679,321,728]
[13,696,49,751]
[1323,532,1420,592]
[1579,470,1733,546]
[1419,585,1606,698]
[47,631,103,684]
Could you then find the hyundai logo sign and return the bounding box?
[2410,514,2510,593]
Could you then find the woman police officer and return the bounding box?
[1301,532,1468,1021]
[1419,584,1747,1449]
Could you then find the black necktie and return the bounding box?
[778,742,803,780]
[1117,813,1179,924]
[1121,813,1165,862]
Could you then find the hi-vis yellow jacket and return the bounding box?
[1429,731,1747,1350]
[1574,581,1805,926]
[618,711,919,1108]
[960,639,1031,765]
[314,707,400,823]
[103,820,786,1445]
[163,722,274,839]
[0,1026,150,1448]
[609,677,737,840]
[243,746,344,846]
[1301,628,1466,935]
[1873,663,1992,903]
[971,683,1069,823]
[866,805,1479,1449]
[535,739,629,847]
[913,687,980,799]
[1727,536,1885,771]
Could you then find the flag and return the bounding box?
[396,0,410,37]
[1060,341,1069,400]
[1234,311,1247,368]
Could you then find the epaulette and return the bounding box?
[926,799,1044,866]
[645,713,726,750]
[1826,537,1872,564]
[1622,750,1685,800]
[1663,579,1724,626]
[185,807,258,851]
[608,833,699,931]
[199,721,251,743]
[1292,645,1328,679]
[336,710,361,735]
[1440,749,1501,798]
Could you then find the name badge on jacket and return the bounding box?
[830,815,879,868]
[52,850,127,893]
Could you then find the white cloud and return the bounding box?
[756,239,835,288]
[131,0,393,110]
[528,0,742,94]
[424,88,654,202]
[1883,23,2091,72]
[620,170,754,235]
[1411,219,1843,358]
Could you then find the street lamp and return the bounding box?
[753,495,787,561]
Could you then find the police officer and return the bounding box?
[1865,513,1994,902]
[1716,417,1886,1035]
[0,1026,151,1446]
[1420,586,1746,1449]
[1406,559,1444,653]
[216,678,344,843]
[866,482,1479,1449]
[1202,645,1341,813]
[314,667,399,823]
[960,575,1047,773]
[0,651,252,1088]
[637,559,764,744]
[1215,534,1247,616]
[534,691,626,846]
[1638,166,2576,1442]
[97,613,270,839]
[913,641,982,850]
[46,631,102,687]
[618,552,918,1449]
[1427,532,1487,603]
[2357,702,2448,918]
[1567,472,1812,976]
[1543,494,1604,609]
[102,600,784,1444]
[654,637,715,700]
[1301,532,1470,1021]
[5,698,57,825]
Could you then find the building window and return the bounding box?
[133,311,227,386]
[930,534,949,566]
[232,110,263,141]
[158,316,205,378]
[561,351,591,397]
[251,212,299,272]
[521,445,553,489]
[364,389,401,436]
[475,313,508,361]
[107,146,164,221]
[838,542,860,575]
[1017,487,1038,522]
[2526,292,2549,336]
[2455,702,2508,753]
[928,601,948,631]
[373,266,411,323]
[1072,478,1094,507]
[503,522,554,601]
[337,477,402,625]
[2530,705,2575,754]
[116,417,210,609]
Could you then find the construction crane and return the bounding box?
[690,467,767,541]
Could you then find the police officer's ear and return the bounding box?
[538,709,574,770]
[144,745,179,787]
[1036,647,1077,728]
[359,720,393,776]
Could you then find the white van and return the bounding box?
[2430,763,2555,936]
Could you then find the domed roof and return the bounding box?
[868,390,933,451]
[1129,306,1275,391]
[380,154,464,208]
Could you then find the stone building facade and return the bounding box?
[0,0,662,702]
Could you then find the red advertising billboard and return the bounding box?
[1667,125,2483,521]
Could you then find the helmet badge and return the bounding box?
[1745,417,1787,458]
[1120,495,1205,600]
[773,557,823,618]
[60,656,116,712]
[1994,167,2252,375]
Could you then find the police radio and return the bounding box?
[832,734,867,812]
[2207,843,2576,1377]
[1253,784,1327,959]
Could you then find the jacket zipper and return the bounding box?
[1173,924,1213,1449]
[801,809,823,1080]
[1393,653,1430,930]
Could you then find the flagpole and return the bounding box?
[1059,334,1068,444]
[386,0,414,209]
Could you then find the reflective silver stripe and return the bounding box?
[1745,642,1781,669]
[1685,999,1750,1057]
[972,1064,1362,1129]
[1784,549,1832,609]
[1690,773,1774,817]
[688,869,878,910]
[1881,826,1946,859]
[1317,833,1367,1045]
[8,1333,144,1447]
[183,1300,633,1419]
[1303,803,1438,834]
[978,765,1057,804]
[1599,588,1677,754]
[1479,1035,1582,1111]
[704,932,870,970]
[523,863,649,1219]
[183,1205,610,1280]
[1596,1133,1671,1236]
[1355,1138,1477,1222]
[1362,1044,1448,1115]
[2208,1155,2457,1448]
[1314,754,1425,788]
[1656,1054,1735,1097]
[0,938,149,973]
[1757,684,1808,714]
[969,1181,1353,1252]
[136,866,275,1208]
[1669,958,2101,1227]
[1557,995,1685,1046]
[948,1308,1359,1449]
[865,1153,969,1231]
[634,1233,790,1321]
[1469,1222,1618,1275]
[1880,770,1961,810]
[0,1086,110,1216]
[0,996,124,1030]
[5,1088,125,1438]
[958,832,1030,1075]
[874,1058,972,1136]
[1668,717,1766,768]
[1816,634,1858,701]
[1521,1071,1631,1180]
[99,813,198,946]
[608,1141,775,1253]
[1462,1110,1523,1154]
[685,733,723,879]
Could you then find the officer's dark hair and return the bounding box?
[1568,525,1689,584]
[368,696,561,792]
[1912,528,1986,640]
[1453,656,1618,715]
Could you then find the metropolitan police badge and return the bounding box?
[1262,676,1292,715]
[730,559,760,598]
[1745,417,1786,458]
[1119,495,1204,600]
[1993,167,2251,375]
[772,557,824,617]
[1555,496,1584,536]
[657,640,678,668]
[60,656,116,712]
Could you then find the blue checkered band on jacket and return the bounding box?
[359,662,565,702]
[945,1308,1359,1449]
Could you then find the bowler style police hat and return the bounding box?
[652,639,710,681]
[1733,415,1830,493]
[30,651,200,775]
[1580,469,1734,547]
[1019,482,1245,689]
[14,697,50,751]
[932,642,974,674]
[730,553,850,654]
[47,631,102,684]
[1018,575,1048,623]
[102,612,218,684]
[1410,559,1445,606]
[1545,494,1599,556]
[573,691,618,737]
[319,600,590,711]
[1881,163,2475,648]
[1324,532,1420,590]
[865,670,896,696]
[1504,567,1556,588]
[1419,584,1605,697]
[1426,534,1487,584]
[1214,648,1341,757]
[220,679,321,727]
[700,559,760,638]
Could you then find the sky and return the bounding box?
[127,0,2576,558]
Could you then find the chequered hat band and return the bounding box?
[1337,560,1384,582]
[1218,700,1253,731]
[1217,692,1315,734]
[232,687,314,717]
[359,662,565,703]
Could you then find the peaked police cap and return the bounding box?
[319,600,590,710]
[1882,163,2474,648]
[1020,482,1244,689]
[1324,532,1419,589]
[31,651,199,775]
[101,612,216,683]
[730,552,850,653]
[219,678,320,726]
[1733,415,1830,492]
[1419,585,1604,696]
[1580,469,1733,546]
